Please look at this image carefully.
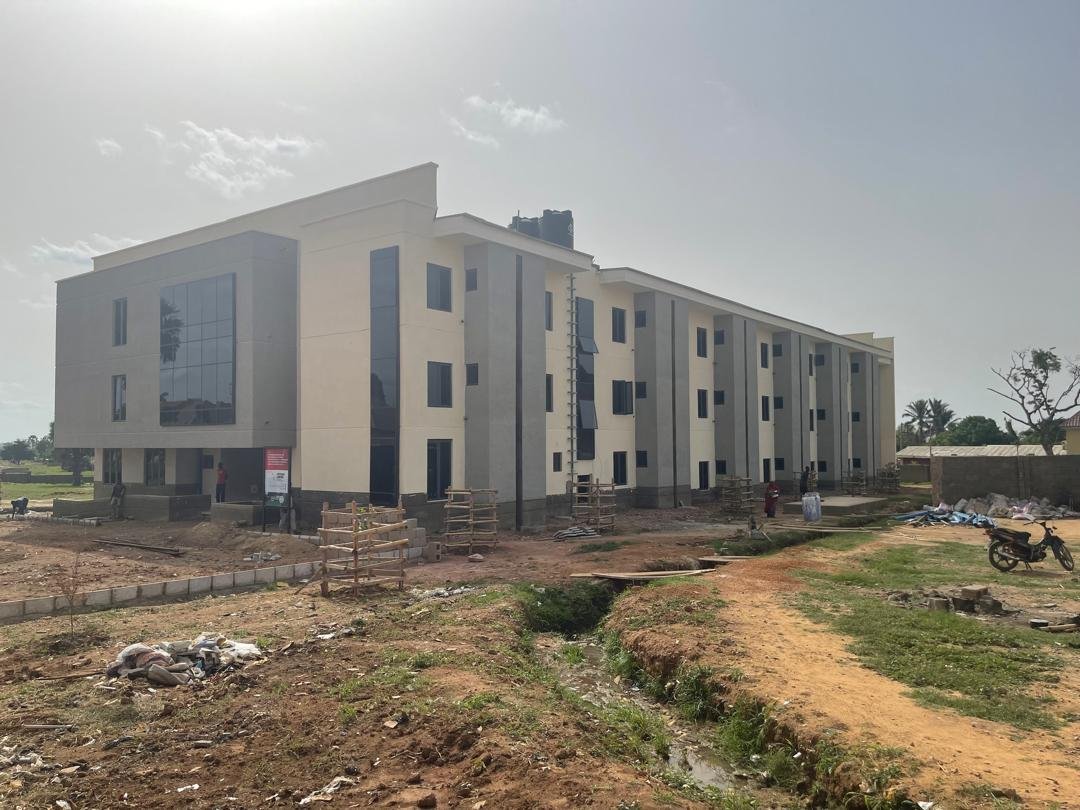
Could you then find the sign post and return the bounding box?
[263,448,290,533]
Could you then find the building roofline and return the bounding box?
[433,212,596,271]
[598,266,892,357]
[89,162,440,267]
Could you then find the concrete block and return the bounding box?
[274,564,296,581]
[165,579,190,596]
[233,570,255,587]
[189,576,212,594]
[254,567,276,584]
[0,600,25,619]
[294,561,314,578]
[959,585,990,600]
[211,573,235,591]
[927,597,951,612]
[56,593,87,611]
[406,518,418,530]
[139,582,166,599]
[25,596,56,615]
[85,589,113,607]
[111,586,138,603]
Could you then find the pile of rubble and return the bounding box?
[894,507,995,528]
[889,584,1009,615]
[953,493,1079,520]
[104,633,264,687]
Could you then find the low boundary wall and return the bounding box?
[931,455,1080,505]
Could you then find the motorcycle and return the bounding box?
[986,520,1074,572]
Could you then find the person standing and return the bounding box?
[799,466,810,497]
[764,481,780,519]
[109,481,126,520]
[215,462,228,503]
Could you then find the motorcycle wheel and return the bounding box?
[988,541,1019,572]
[1053,542,1075,572]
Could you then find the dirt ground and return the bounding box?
[610,519,1080,809]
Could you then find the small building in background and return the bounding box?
[896,443,1064,483]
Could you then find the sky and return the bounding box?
[1,0,1078,441]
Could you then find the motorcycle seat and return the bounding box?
[996,528,1031,542]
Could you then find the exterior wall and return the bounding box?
[713,314,759,481]
[814,342,852,483]
[756,325,775,482]
[688,306,714,491]
[932,455,1080,504]
[56,231,298,450]
[545,269,571,497]
[1067,427,1080,456]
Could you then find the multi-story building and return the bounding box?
[54,163,895,527]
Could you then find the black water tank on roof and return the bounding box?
[540,209,574,249]
[509,214,541,238]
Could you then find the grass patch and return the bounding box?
[806,531,880,551]
[602,703,671,761]
[2,482,94,501]
[794,582,1064,729]
[558,643,585,665]
[571,540,629,554]
[514,581,615,636]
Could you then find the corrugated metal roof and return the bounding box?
[897,444,1064,459]
[1064,413,1080,429]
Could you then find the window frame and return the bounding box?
[112,297,127,346]
[696,327,708,358]
[466,363,479,387]
[612,380,634,415]
[714,389,725,406]
[111,374,127,422]
[817,408,826,421]
[634,309,647,329]
[852,411,861,423]
[427,361,453,408]
[760,342,769,369]
[714,328,725,345]
[635,449,648,469]
[612,451,628,486]
[144,448,165,488]
[545,291,553,331]
[761,395,770,422]
[635,381,647,400]
[698,460,710,491]
[425,439,452,501]
[774,395,784,410]
[611,307,626,343]
[775,457,786,472]
[103,448,123,484]
[425,263,452,312]
[465,267,478,292]
[697,388,708,419]
[772,343,783,358]
[545,374,554,413]
[552,452,562,472]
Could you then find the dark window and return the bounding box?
[112,298,127,346]
[852,411,861,423]
[815,353,825,366]
[611,307,626,343]
[714,328,725,345]
[546,374,554,413]
[716,459,727,475]
[761,395,770,422]
[111,374,126,421]
[577,335,599,354]
[553,452,562,472]
[851,361,860,374]
[159,273,235,426]
[545,291,553,331]
[613,451,628,486]
[774,396,784,410]
[636,450,648,468]
[819,460,829,473]
[369,246,399,504]
[201,454,214,470]
[465,267,477,291]
[698,461,710,491]
[426,264,451,312]
[144,449,165,487]
[775,457,786,472]
[634,309,646,328]
[763,458,772,483]
[697,389,708,418]
[612,380,634,415]
[426,439,452,500]
[577,428,595,460]
[760,342,769,369]
[103,449,122,484]
[578,351,595,400]
[577,399,598,430]
[808,353,815,377]
[427,362,452,407]
[696,327,708,358]
[466,363,479,386]
[817,408,826,421]
[714,389,725,406]
[853,457,862,469]
[809,409,815,431]
[635,381,647,399]
[773,343,783,358]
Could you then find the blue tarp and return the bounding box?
[893,508,995,528]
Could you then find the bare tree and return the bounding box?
[989,348,1080,457]
[52,553,84,638]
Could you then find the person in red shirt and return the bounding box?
[215,463,228,503]
[764,481,780,519]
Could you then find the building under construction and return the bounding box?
[54,163,896,529]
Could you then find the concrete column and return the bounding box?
[633,292,691,506]
[850,351,878,476]
[771,331,805,490]
[713,315,760,481]
[877,358,897,466]
[814,342,851,485]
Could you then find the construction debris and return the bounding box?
[444,488,499,554]
[319,501,408,596]
[571,476,616,533]
[894,506,995,528]
[104,633,265,686]
[553,526,600,540]
[569,568,709,582]
[93,538,183,556]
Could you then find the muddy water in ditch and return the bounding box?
[536,634,737,789]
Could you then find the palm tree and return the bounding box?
[903,399,931,443]
[928,398,956,438]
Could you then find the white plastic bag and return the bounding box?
[802,493,822,523]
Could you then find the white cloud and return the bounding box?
[17,293,54,311]
[278,100,310,115]
[0,398,49,412]
[145,121,321,199]
[1,258,22,278]
[463,95,566,134]
[447,116,500,149]
[31,234,142,266]
[95,137,123,158]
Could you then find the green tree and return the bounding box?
[927,398,956,438]
[930,415,1010,446]
[902,399,931,443]
[0,439,34,464]
[990,348,1080,456]
[896,422,918,451]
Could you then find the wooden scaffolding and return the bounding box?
[571,476,616,533]
[718,475,755,522]
[443,488,499,554]
[841,470,867,496]
[318,500,408,596]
